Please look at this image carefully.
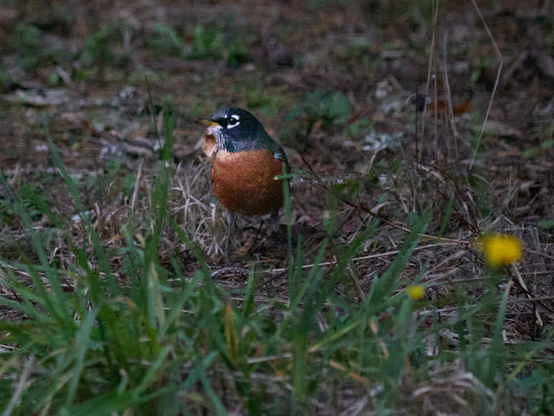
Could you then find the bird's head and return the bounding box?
[197,107,271,153]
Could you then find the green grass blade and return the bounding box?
[368,211,431,305]
[483,279,512,387]
[159,269,203,336]
[196,360,228,416]
[63,307,99,408]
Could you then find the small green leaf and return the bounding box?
[538,219,554,229]
[522,148,535,159]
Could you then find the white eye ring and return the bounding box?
[227,114,240,129]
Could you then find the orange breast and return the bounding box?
[210,149,285,216]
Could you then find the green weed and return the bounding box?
[6,23,42,71]
[225,39,249,67]
[4,22,63,73]
[281,90,353,147]
[186,25,224,61]
[78,21,130,78]
[147,23,184,58]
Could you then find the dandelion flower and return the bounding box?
[482,234,522,267]
[406,284,425,300]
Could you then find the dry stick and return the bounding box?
[433,32,439,160]
[395,117,420,214]
[501,51,527,87]
[412,159,481,235]
[416,301,551,317]
[329,359,370,386]
[441,32,459,159]
[415,83,420,163]
[303,156,469,245]
[522,247,554,262]
[469,0,504,170]
[3,355,34,416]
[298,166,554,273]
[297,158,471,277]
[130,159,143,211]
[433,1,440,159]
[511,264,544,327]
[421,0,440,138]
[270,242,460,274]
[421,297,554,322]
[344,256,365,300]
[505,295,554,305]
[246,353,292,364]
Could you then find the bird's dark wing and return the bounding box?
[273,146,290,172]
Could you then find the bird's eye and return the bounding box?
[227,114,240,129]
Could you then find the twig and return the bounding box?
[3,355,34,416]
[246,353,292,364]
[300,155,470,245]
[511,264,543,327]
[130,159,144,211]
[469,0,504,170]
[441,32,459,158]
[522,247,554,262]
[421,0,440,137]
[270,242,461,274]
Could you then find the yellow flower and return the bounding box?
[406,285,425,300]
[481,234,522,267]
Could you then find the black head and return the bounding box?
[204,107,277,153]
[209,107,262,131]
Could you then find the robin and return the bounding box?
[197,107,289,217]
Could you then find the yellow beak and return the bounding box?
[196,119,219,127]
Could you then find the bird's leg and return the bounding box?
[223,211,236,262]
[251,219,265,242]
[267,210,281,235]
[262,210,287,251]
[237,215,272,262]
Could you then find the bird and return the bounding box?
[197,107,289,217]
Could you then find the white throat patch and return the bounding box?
[208,125,223,134]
